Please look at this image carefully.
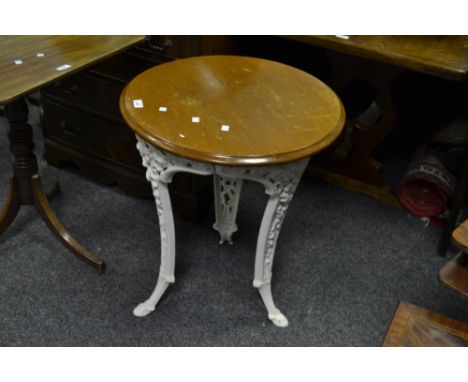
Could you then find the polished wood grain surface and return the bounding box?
[0,35,144,104]
[439,252,468,297]
[120,55,345,166]
[286,35,468,81]
[383,302,468,346]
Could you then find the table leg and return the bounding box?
[1,98,105,272]
[32,175,105,272]
[0,177,21,235]
[133,137,212,317]
[134,136,309,327]
[213,174,243,244]
[246,159,309,327]
[134,177,176,317]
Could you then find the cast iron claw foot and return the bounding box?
[268,311,289,328]
[133,277,173,317]
[133,302,156,317]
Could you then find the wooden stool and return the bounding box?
[439,218,468,297]
[120,56,345,327]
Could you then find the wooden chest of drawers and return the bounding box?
[40,36,236,221]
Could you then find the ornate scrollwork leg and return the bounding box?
[218,159,310,327]
[133,136,213,317]
[254,189,292,328]
[133,177,175,317]
[134,134,309,327]
[213,175,243,244]
[253,159,309,327]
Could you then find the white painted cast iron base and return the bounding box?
[133,136,309,327]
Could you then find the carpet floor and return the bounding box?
[0,104,467,346]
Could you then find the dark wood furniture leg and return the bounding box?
[0,98,105,273]
[0,177,21,235]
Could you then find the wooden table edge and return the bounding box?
[119,83,346,167]
[282,35,468,82]
[0,35,146,105]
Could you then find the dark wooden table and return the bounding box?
[0,36,144,273]
[285,35,468,206]
[288,36,468,81]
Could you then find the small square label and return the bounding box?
[14,60,23,65]
[192,116,200,123]
[133,99,144,108]
[159,106,167,112]
[56,64,72,71]
[221,124,230,132]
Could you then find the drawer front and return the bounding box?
[145,35,237,58]
[88,46,171,83]
[145,35,201,58]
[42,101,143,170]
[78,37,196,85]
[42,73,125,119]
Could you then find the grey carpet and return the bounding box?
[0,104,467,346]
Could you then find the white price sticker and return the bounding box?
[56,64,72,71]
[133,99,144,108]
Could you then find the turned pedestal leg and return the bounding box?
[0,98,105,272]
[213,174,243,244]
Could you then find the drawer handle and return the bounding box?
[60,120,81,137]
[55,81,78,95]
[146,36,173,53]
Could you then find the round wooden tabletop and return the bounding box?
[120,55,345,166]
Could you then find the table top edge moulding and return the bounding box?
[119,55,346,166]
[0,35,145,105]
